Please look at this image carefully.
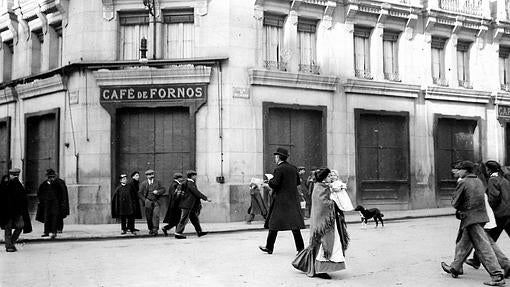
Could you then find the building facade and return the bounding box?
[0,0,509,223]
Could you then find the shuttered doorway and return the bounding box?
[355,111,410,209]
[116,107,191,219]
[0,117,10,177]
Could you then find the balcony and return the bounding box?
[263,60,287,72]
[384,72,401,82]
[355,69,373,80]
[298,63,320,75]
[501,83,510,92]
[433,77,449,87]
[458,80,473,89]
[438,0,483,16]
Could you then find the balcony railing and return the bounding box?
[298,63,320,74]
[501,83,510,92]
[264,60,287,72]
[439,0,483,16]
[458,80,473,89]
[355,69,373,80]
[384,72,401,82]
[433,77,449,86]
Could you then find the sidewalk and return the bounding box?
[1,207,455,244]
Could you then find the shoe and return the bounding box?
[484,276,506,286]
[57,230,63,234]
[41,233,49,237]
[161,228,168,237]
[130,230,138,235]
[152,230,158,236]
[121,230,127,235]
[6,247,16,252]
[50,233,57,239]
[441,262,460,278]
[259,246,273,254]
[132,228,140,232]
[465,258,481,269]
[197,232,208,237]
[175,233,187,239]
[314,273,331,279]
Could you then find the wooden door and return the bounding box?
[117,107,191,219]
[436,118,477,205]
[264,107,324,178]
[0,118,10,177]
[356,112,409,208]
[506,123,510,166]
[26,112,59,213]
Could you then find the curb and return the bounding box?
[4,213,455,245]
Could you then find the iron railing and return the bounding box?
[355,69,373,80]
[439,0,483,16]
[433,76,449,86]
[458,80,473,89]
[384,72,401,82]
[298,63,320,74]
[264,60,288,72]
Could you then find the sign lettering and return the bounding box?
[100,84,207,102]
[498,105,510,119]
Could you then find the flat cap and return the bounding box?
[454,160,474,171]
[186,170,197,178]
[145,169,155,175]
[119,173,127,179]
[173,172,184,179]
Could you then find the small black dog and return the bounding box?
[354,205,384,228]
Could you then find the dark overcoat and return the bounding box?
[54,178,70,218]
[112,184,134,217]
[127,179,142,219]
[487,174,510,218]
[452,174,489,230]
[178,179,208,210]
[138,179,166,204]
[0,178,32,233]
[248,185,267,217]
[163,179,183,225]
[264,161,305,231]
[36,179,68,223]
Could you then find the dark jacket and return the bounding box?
[127,179,142,219]
[452,174,489,230]
[112,184,134,217]
[0,177,32,233]
[36,179,68,223]
[138,178,166,203]
[163,179,184,225]
[487,174,510,218]
[265,161,305,231]
[178,179,208,210]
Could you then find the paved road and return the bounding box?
[1,216,510,287]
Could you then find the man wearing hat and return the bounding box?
[259,147,305,255]
[112,173,139,234]
[174,170,211,239]
[467,160,510,270]
[162,172,185,236]
[0,168,32,252]
[297,166,310,218]
[138,169,166,236]
[35,168,68,239]
[441,161,506,286]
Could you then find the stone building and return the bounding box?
[0,0,509,223]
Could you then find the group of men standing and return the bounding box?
[111,169,211,239]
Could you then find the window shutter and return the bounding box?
[119,13,150,25]
[263,13,285,28]
[354,26,371,38]
[457,41,471,52]
[297,18,317,33]
[163,9,194,24]
[500,46,510,58]
[431,37,447,49]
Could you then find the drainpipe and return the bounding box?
[216,61,224,184]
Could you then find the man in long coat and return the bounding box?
[138,169,165,236]
[441,161,506,286]
[162,172,184,236]
[36,169,68,238]
[259,147,305,254]
[53,172,69,233]
[0,168,32,252]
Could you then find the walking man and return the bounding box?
[441,161,506,286]
[174,170,211,239]
[36,169,68,239]
[259,147,305,255]
[162,172,185,236]
[0,168,32,252]
[53,170,69,233]
[138,169,165,236]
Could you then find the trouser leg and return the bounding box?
[175,209,191,234]
[145,206,154,231]
[11,228,22,244]
[121,216,127,231]
[247,213,255,222]
[469,224,504,279]
[152,203,160,231]
[266,230,278,251]
[57,217,64,232]
[4,225,13,250]
[127,216,135,231]
[292,229,305,252]
[189,210,202,234]
[451,228,473,272]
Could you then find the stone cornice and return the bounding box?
[425,86,491,104]
[16,74,64,99]
[343,78,420,98]
[248,69,338,91]
[93,65,212,87]
[495,91,510,106]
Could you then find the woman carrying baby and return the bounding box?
[292,167,353,279]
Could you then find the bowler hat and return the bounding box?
[8,168,20,175]
[454,161,474,172]
[273,147,289,158]
[297,166,305,171]
[486,160,502,172]
[173,172,184,179]
[145,169,155,175]
[119,173,127,179]
[186,170,197,178]
[46,168,56,177]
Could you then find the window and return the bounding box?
[297,18,318,74]
[431,37,447,86]
[32,29,43,73]
[263,13,286,71]
[163,9,195,59]
[54,24,63,67]
[383,31,399,81]
[1,40,13,82]
[500,46,510,91]
[119,12,149,60]
[354,27,371,79]
[457,41,471,88]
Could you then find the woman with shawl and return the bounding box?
[292,168,352,279]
